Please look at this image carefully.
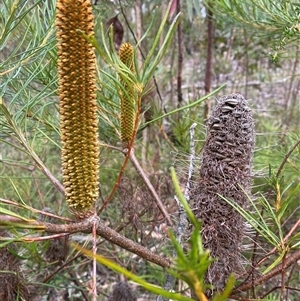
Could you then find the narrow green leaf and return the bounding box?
[259,194,283,240]
[168,230,189,265]
[187,0,193,22]
[277,182,300,220]
[218,194,280,246]
[288,232,300,248]
[143,13,181,83]
[212,274,234,301]
[280,181,294,198]
[142,1,174,77]
[136,8,158,49]
[0,207,34,222]
[72,243,196,301]
[141,84,226,129]
[262,251,286,275]
[170,167,197,226]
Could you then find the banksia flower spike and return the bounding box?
[56,0,99,219]
[191,94,255,295]
[118,42,137,146]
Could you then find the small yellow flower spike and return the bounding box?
[56,0,99,219]
[118,42,137,145]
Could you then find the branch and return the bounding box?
[96,219,171,267]
[128,149,174,227]
[232,250,300,294]
[0,213,170,268]
[41,215,171,268]
[276,138,300,178]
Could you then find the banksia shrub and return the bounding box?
[190,94,255,294]
[56,0,99,218]
[118,42,137,145]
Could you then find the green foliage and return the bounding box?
[219,163,300,275]
[208,0,300,36]
[83,1,183,144]
[207,0,300,60]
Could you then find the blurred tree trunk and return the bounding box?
[135,0,149,168]
[204,2,214,119]
[176,0,183,104]
[135,0,142,64]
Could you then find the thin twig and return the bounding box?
[176,122,197,245]
[253,217,300,269]
[128,149,174,227]
[98,89,142,214]
[118,0,163,103]
[259,285,300,299]
[4,107,66,195]
[157,123,197,301]
[243,29,249,98]
[23,141,65,195]
[68,270,90,301]
[92,221,97,301]
[276,138,300,178]
[280,252,287,301]
[282,205,300,228]
[285,263,299,300]
[236,208,264,297]
[184,123,197,200]
[281,217,300,245]
[4,107,65,194]
[0,232,69,243]
[97,145,132,214]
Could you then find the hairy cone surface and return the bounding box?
[119,43,136,145]
[191,94,255,294]
[56,0,99,218]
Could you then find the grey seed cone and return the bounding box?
[190,93,255,295]
[108,282,136,301]
[0,231,27,300]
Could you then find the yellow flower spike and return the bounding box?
[118,42,137,146]
[56,0,99,219]
[119,42,135,68]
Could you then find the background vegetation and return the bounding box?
[0,0,299,300]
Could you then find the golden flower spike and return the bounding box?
[56,0,99,219]
[118,42,137,146]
